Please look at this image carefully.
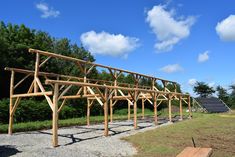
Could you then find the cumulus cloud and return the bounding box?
[160,64,183,73]
[146,5,196,52]
[36,2,60,18]
[80,31,139,57]
[216,15,235,41]
[188,78,197,86]
[198,51,209,63]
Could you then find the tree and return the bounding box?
[216,85,229,103]
[228,84,235,108]
[193,81,215,97]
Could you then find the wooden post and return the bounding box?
[34,53,40,93]
[141,99,145,119]
[104,88,109,136]
[133,91,138,129]
[110,99,113,123]
[128,100,131,120]
[87,99,90,126]
[154,94,158,125]
[52,83,59,147]
[83,76,87,95]
[168,95,172,122]
[8,71,14,135]
[114,72,117,96]
[179,96,183,120]
[188,95,192,119]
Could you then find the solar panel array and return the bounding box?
[195,97,229,113]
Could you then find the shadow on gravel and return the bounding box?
[11,117,184,147]
[0,145,21,157]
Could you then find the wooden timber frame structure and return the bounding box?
[5,48,192,147]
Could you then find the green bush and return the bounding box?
[0,98,88,124]
[114,108,153,115]
[0,98,9,124]
[59,105,77,119]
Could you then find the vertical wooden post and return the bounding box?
[179,96,183,120]
[114,71,117,96]
[104,88,109,136]
[110,99,113,123]
[133,91,138,129]
[168,95,172,122]
[128,100,131,120]
[188,95,192,119]
[141,99,145,119]
[87,99,90,126]
[8,71,14,135]
[154,93,158,125]
[34,53,40,93]
[83,76,87,95]
[52,83,59,147]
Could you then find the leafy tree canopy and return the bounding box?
[193,81,215,97]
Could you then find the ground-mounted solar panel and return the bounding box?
[195,97,230,113]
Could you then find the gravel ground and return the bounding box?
[0,118,176,157]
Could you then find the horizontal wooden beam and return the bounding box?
[61,94,100,99]
[46,80,189,97]
[29,48,177,84]
[12,92,53,98]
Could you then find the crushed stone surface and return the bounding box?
[0,118,177,157]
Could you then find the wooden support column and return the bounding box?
[114,72,117,96]
[8,71,14,135]
[34,53,40,93]
[154,93,158,125]
[87,99,90,126]
[128,100,131,120]
[52,83,59,147]
[110,99,113,123]
[141,98,145,119]
[104,88,109,136]
[83,75,87,95]
[188,95,192,119]
[133,91,138,129]
[168,95,172,122]
[179,96,183,120]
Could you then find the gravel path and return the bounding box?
[0,118,175,157]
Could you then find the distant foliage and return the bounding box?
[193,82,215,98]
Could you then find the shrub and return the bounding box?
[0,99,10,124]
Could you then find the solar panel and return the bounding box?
[195,97,229,113]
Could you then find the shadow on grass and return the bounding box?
[0,145,21,157]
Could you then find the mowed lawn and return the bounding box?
[124,112,235,157]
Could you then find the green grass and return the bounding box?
[124,111,235,157]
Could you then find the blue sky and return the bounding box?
[1,0,235,95]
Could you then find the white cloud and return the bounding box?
[80,31,139,57]
[208,82,215,88]
[160,64,183,73]
[216,15,235,41]
[188,78,197,86]
[146,5,196,52]
[198,51,209,63]
[36,2,60,18]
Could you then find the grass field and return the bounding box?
[124,111,235,157]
